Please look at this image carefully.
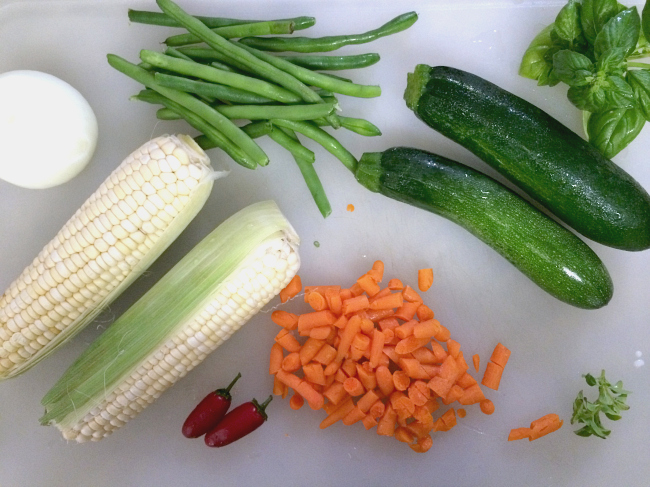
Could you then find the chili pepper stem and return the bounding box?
[218,372,242,395]
[252,395,273,420]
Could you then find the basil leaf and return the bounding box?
[519,23,557,82]
[568,84,608,111]
[588,105,646,157]
[553,49,595,86]
[596,47,626,75]
[627,69,650,120]
[604,75,635,108]
[581,0,619,45]
[643,0,650,47]
[594,7,641,59]
[555,0,583,42]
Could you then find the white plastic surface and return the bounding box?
[0,1,648,486]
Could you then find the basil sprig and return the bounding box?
[520,0,650,158]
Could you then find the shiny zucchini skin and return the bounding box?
[356,147,613,309]
[404,64,650,251]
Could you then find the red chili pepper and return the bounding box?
[182,372,241,438]
[204,395,273,447]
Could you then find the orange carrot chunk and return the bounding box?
[529,413,563,440]
[289,393,305,410]
[295,381,325,410]
[377,404,397,436]
[392,370,411,391]
[481,361,504,391]
[387,278,404,290]
[312,343,337,366]
[480,399,495,415]
[357,389,380,413]
[280,274,302,303]
[357,273,381,297]
[413,319,441,339]
[508,427,532,441]
[269,343,284,375]
[368,292,404,310]
[376,365,395,396]
[490,342,511,368]
[393,301,420,321]
[341,295,370,315]
[418,268,434,292]
[362,414,378,430]
[472,353,480,373]
[367,260,385,283]
[275,329,301,353]
[320,397,355,429]
[297,310,338,333]
[395,336,430,355]
[416,304,434,321]
[343,406,367,426]
[281,352,301,372]
[299,337,325,365]
[458,383,486,405]
[446,339,461,359]
[402,285,423,303]
[271,310,299,330]
[343,377,365,397]
[323,382,348,405]
[303,362,327,386]
[307,291,328,311]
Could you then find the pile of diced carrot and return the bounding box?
[270,261,510,452]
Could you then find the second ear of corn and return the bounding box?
[0,134,221,380]
[41,200,300,442]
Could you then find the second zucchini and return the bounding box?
[356,147,613,309]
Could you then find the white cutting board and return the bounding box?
[0,1,648,486]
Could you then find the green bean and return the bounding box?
[267,127,315,164]
[156,0,325,105]
[154,72,274,104]
[127,9,315,30]
[314,116,382,137]
[131,89,256,169]
[164,46,194,62]
[209,61,238,73]
[239,11,418,53]
[271,119,357,172]
[281,53,380,71]
[216,101,335,121]
[108,54,268,166]
[195,121,273,150]
[176,47,253,73]
[156,107,182,120]
[140,50,301,103]
[165,20,299,47]
[234,42,381,98]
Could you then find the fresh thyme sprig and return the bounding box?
[571,369,630,439]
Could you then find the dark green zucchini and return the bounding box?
[356,147,613,309]
[404,64,650,251]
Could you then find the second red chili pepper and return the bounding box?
[204,395,273,447]
[182,372,241,438]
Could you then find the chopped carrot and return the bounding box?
[341,295,370,315]
[377,404,397,436]
[324,288,343,315]
[343,377,365,396]
[433,324,451,342]
[479,399,495,415]
[367,260,384,283]
[320,397,355,429]
[402,285,423,303]
[442,384,464,405]
[339,288,353,301]
[342,406,367,425]
[289,393,304,410]
[387,278,403,290]
[271,310,299,330]
[408,381,430,406]
[439,355,463,383]
[459,383,486,405]
[368,287,392,303]
[282,352,302,372]
[392,370,411,391]
[305,285,341,298]
[312,343,337,365]
[368,400,385,419]
[357,273,381,297]
[341,358,357,378]
[296,381,325,410]
[362,414,378,430]
[280,274,302,303]
[456,372,478,389]
[303,362,326,386]
[430,341,448,363]
[508,427,532,441]
[378,317,399,331]
[416,304,434,321]
[332,314,348,329]
[427,376,453,398]
[297,310,338,333]
[457,408,467,418]
[446,339,461,359]
[323,358,342,376]
[365,308,394,322]
[421,364,440,378]
[411,346,437,365]
[307,291,328,311]
[349,282,365,297]
[395,336,430,355]
[273,375,287,397]
[323,382,348,405]
[413,319,441,339]
[368,292,403,310]
[356,364,377,391]
[472,353,480,373]
[368,329,386,369]
[356,390,380,413]
[347,203,355,212]
[481,361,504,391]
[399,357,430,380]
[395,426,416,444]
[351,333,371,352]
[309,325,332,340]
[269,343,284,375]
[490,342,511,368]
[275,369,303,391]
[410,435,433,453]
[529,413,563,440]
[440,408,457,428]
[275,329,301,353]
[456,351,469,373]
[376,365,395,396]
[418,268,434,292]
[393,301,419,321]
[299,337,324,365]
[394,319,417,340]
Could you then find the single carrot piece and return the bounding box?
[392,370,411,391]
[456,351,469,374]
[368,400,386,419]
[357,273,381,297]
[303,362,327,386]
[336,314,363,361]
[458,383,486,405]
[357,389,380,413]
[341,358,358,378]
[271,310,299,330]
[273,375,287,396]
[408,381,430,407]
[349,282,365,297]
[393,301,420,321]
[481,361,504,390]
[411,346,437,365]
[297,310,338,333]
[289,392,305,410]
[341,295,370,315]
[310,325,333,340]
[280,274,302,303]
[368,287,392,303]
[412,406,434,428]
[296,380,325,410]
[368,329,386,369]
[362,413,378,430]
[439,354,463,383]
[307,291,328,311]
[395,336,430,355]
[387,278,404,290]
[490,342,511,368]
[417,268,434,292]
[275,369,303,391]
[410,434,433,453]
[343,377,365,396]
[413,319,441,339]
[334,368,348,383]
[323,358,342,376]
[339,288,353,301]
[368,292,404,311]
[320,397,355,429]
[275,329,301,353]
[508,427,532,441]
[457,408,467,418]
[378,317,399,331]
[342,406,367,425]
[398,357,430,380]
[446,339,461,359]
[402,285,423,303]
[367,260,384,282]
[269,343,284,375]
[282,352,302,372]
[430,341,448,363]
[393,395,416,418]
[356,364,378,391]
[365,308,395,322]
[324,288,343,315]
[332,314,348,330]
[440,408,457,428]
[312,343,337,365]
[442,384,464,405]
[376,365,395,396]
[427,376,453,398]
[480,399,495,415]
[377,404,397,436]
[433,324,451,342]
[416,304,434,321]
[395,426,416,444]
[359,316,375,334]
[456,372,478,389]
[424,397,440,414]
[304,285,341,297]
[351,333,371,351]
[323,381,348,405]
[421,364,440,379]
[299,337,324,365]
[472,353,480,373]
[529,413,563,440]
[394,320,417,340]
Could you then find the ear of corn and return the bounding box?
[40,200,300,443]
[0,134,219,380]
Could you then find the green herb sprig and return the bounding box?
[520,0,650,158]
[571,369,630,439]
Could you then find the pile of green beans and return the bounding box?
[111,0,417,217]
